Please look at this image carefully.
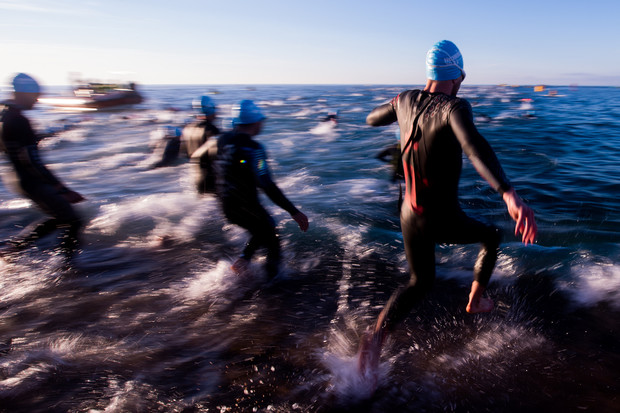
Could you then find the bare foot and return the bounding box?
[466,280,494,313]
[357,328,384,389]
[231,258,249,276]
[466,296,494,313]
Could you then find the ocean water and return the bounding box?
[0,84,618,412]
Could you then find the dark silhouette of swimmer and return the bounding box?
[321,110,338,124]
[1,73,85,258]
[182,95,220,193]
[150,125,182,168]
[215,100,308,279]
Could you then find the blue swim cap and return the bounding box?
[12,73,41,94]
[192,95,216,116]
[232,100,266,125]
[166,125,182,137]
[426,40,465,81]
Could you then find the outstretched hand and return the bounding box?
[503,188,537,245]
[292,211,309,232]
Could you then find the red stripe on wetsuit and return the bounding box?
[402,141,426,215]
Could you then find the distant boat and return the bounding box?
[534,85,545,92]
[39,82,143,111]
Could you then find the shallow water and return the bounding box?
[0,84,618,412]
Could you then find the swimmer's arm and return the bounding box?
[258,173,309,232]
[3,116,63,187]
[252,146,302,216]
[450,103,511,194]
[503,188,537,245]
[452,104,537,244]
[366,101,397,126]
[190,139,216,162]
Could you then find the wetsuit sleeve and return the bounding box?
[252,144,300,215]
[3,110,64,188]
[450,101,512,194]
[366,97,397,126]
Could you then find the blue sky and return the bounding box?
[2,0,619,86]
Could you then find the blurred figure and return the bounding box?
[376,141,404,213]
[0,73,85,258]
[376,142,403,183]
[149,125,182,168]
[182,95,220,193]
[321,110,338,124]
[519,98,536,118]
[359,41,537,379]
[215,100,308,279]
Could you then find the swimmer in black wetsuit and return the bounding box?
[321,111,338,124]
[182,95,221,193]
[1,73,85,258]
[215,100,308,278]
[358,41,537,377]
[150,126,182,168]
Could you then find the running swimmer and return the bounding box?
[1,73,85,258]
[358,40,537,380]
[182,95,221,193]
[215,100,309,278]
[150,125,182,168]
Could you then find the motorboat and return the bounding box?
[39,82,144,111]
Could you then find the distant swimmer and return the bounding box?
[182,95,220,193]
[0,73,85,259]
[359,41,538,383]
[519,98,536,118]
[215,100,308,279]
[321,110,338,124]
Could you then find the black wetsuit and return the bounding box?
[216,131,300,277]
[183,119,220,158]
[1,104,82,254]
[151,135,181,168]
[367,90,511,330]
[183,120,220,193]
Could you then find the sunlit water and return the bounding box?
[0,85,618,412]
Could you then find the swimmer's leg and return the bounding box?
[225,203,278,278]
[465,224,501,313]
[21,184,83,257]
[232,237,256,276]
[436,210,502,314]
[57,218,83,258]
[359,207,434,375]
[245,206,279,278]
[357,326,385,386]
[466,280,494,313]
[263,228,280,279]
